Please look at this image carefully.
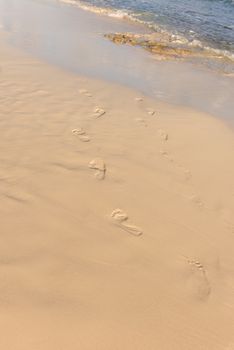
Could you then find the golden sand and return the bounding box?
[0,33,234,349]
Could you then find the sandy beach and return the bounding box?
[0,6,234,349]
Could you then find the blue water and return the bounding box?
[78,0,234,57]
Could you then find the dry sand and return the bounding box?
[0,32,234,349]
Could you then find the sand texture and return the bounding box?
[0,34,234,349]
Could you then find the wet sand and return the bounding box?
[1,29,234,349]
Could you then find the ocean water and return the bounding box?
[62,0,234,64]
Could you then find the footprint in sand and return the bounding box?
[183,169,192,181]
[72,128,90,142]
[146,108,156,116]
[159,151,192,181]
[93,107,106,119]
[89,158,106,180]
[189,194,204,208]
[159,149,174,162]
[135,97,143,102]
[78,89,92,97]
[184,257,211,301]
[136,118,147,127]
[111,209,143,236]
[158,129,168,141]
[220,208,234,233]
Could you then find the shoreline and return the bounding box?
[0,0,234,122]
[57,0,234,65]
[1,29,234,349]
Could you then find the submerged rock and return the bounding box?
[104,32,222,61]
